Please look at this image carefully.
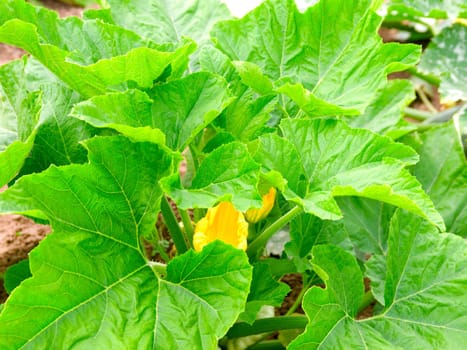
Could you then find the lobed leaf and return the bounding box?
[289,211,467,349]
[212,0,420,116]
[0,136,252,349]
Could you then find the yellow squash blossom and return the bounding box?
[193,201,248,252]
[245,187,276,223]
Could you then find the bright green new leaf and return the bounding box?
[289,213,467,349]
[212,0,420,116]
[0,0,194,98]
[161,142,262,211]
[419,24,467,102]
[343,80,416,139]
[71,72,231,150]
[405,122,467,235]
[0,136,252,349]
[238,262,290,324]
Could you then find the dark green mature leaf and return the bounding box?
[388,0,467,19]
[0,136,252,349]
[285,213,352,272]
[162,142,262,211]
[252,119,444,229]
[289,214,467,349]
[0,0,194,98]
[105,0,231,46]
[3,259,31,294]
[212,0,420,116]
[419,24,467,102]
[71,72,231,150]
[343,80,416,139]
[239,262,290,324]
[405,122,467,235]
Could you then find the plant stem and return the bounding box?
[247,206,302,260]
[403,107,433,121]
[357,290,375,315]
[421,103,465,125]
[247,340,285,350]
[160,196,188,255]
[179,209,194,246]
[407,67,440,86]
[417,88,438,113]
[227,316,308,339]
[285,275,314,316]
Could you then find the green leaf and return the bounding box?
[419,24,467,102]
[289,214,467,349]
[252,118,444,229]
[388,0,467,20]
[0,59,40,187]
[285,213,352,272]
[0,136,252,349]
[3,259,31,294]
[343,80,416,139]
[405,122,467,235]
[162,142,262,211]
[212,0,420,116]
[0,0,194,98]
[71,72,231,150]
[105,0,231,45]
[239,262,290,324]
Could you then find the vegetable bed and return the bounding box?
[0,0,466,349]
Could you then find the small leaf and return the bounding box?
[162,142,262,211]
[3,259,31,294]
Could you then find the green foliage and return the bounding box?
[0,0,465,348]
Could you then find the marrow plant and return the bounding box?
[0,0,466,349]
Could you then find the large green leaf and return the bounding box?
[0,57,95,186]
[212,0,420,116]
[0,136,252,349]
[105,0,231,46]
[162,142,262,211]
[419,24,467,102]
[0,0,194,98]
[252,119,444,229]
[289,213,467,349]
[405,122,467,235]
[71,72,231,150]
[343,79,416,139]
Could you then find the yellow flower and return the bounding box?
[245,187,276,223]
[193,202,248,252]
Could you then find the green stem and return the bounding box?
[403,107,433,121]
[227,316,308,339]
[247,206,302,260]
[160,196,188,255]
[417,88,438,113]
[179,209,194,247]
[407,67,440,86]
[357,290,375,315]
[247,340,285,350]
[285,275,314,316]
